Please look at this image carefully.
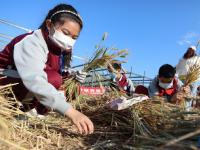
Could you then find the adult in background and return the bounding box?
[176,46,200,97]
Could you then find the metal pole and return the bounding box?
[196,40,200,49]
[72,55,88,62]
[0,19,32,32]
[0,33,13,40]
[143,71,145,86]
[130,66,132,78]
[0,39,8,44]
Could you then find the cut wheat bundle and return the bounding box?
[184,63,200,87]
[62,33,128,102]
[176,61,200,107]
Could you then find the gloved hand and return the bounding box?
[62,68,76,75]
[62,68,77,79]
[75,70,87,83]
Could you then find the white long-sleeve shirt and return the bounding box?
[13,29,72,115]
[176,56,200,77]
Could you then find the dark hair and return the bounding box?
[39,3,83,31]
[158,64,175,78]
[112,62,122,70]
[183,48,197,59]
[197,86,200,91]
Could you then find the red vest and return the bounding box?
[0,32,32,70]
[116,73,129,93]
[157,79,178,97]
[0,30,61,73]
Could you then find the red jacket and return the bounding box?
[116,73,134,96]
[117,73,128,88]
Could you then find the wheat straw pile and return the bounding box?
[70,94,200,150]
[2,44,200,150]
[1,87,200,149]
[1,69,200,149]
[0,83,81,150]
[1,75,200,149]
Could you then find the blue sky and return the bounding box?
[0,0,200,78]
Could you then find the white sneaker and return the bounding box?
[26,108,46,119]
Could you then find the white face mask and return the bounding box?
[49,28,76,50]
[158,81,173,89]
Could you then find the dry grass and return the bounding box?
[2,38,200,149]
[0,89,200,149]
[1,67,200,149]
[0,83,79,149]
[0,83,27,149]
[70,94,200,149]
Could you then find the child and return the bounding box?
[148,64,190,103]
[0,3,93,135]
[108,62,135,96]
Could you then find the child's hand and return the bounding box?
[180,85,191,94]
[65,108,94,135]
[171,91,185,104]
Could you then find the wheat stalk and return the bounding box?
[62,33,128,101]
[184,63,200,86]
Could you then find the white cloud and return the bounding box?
[177,32,200,46]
